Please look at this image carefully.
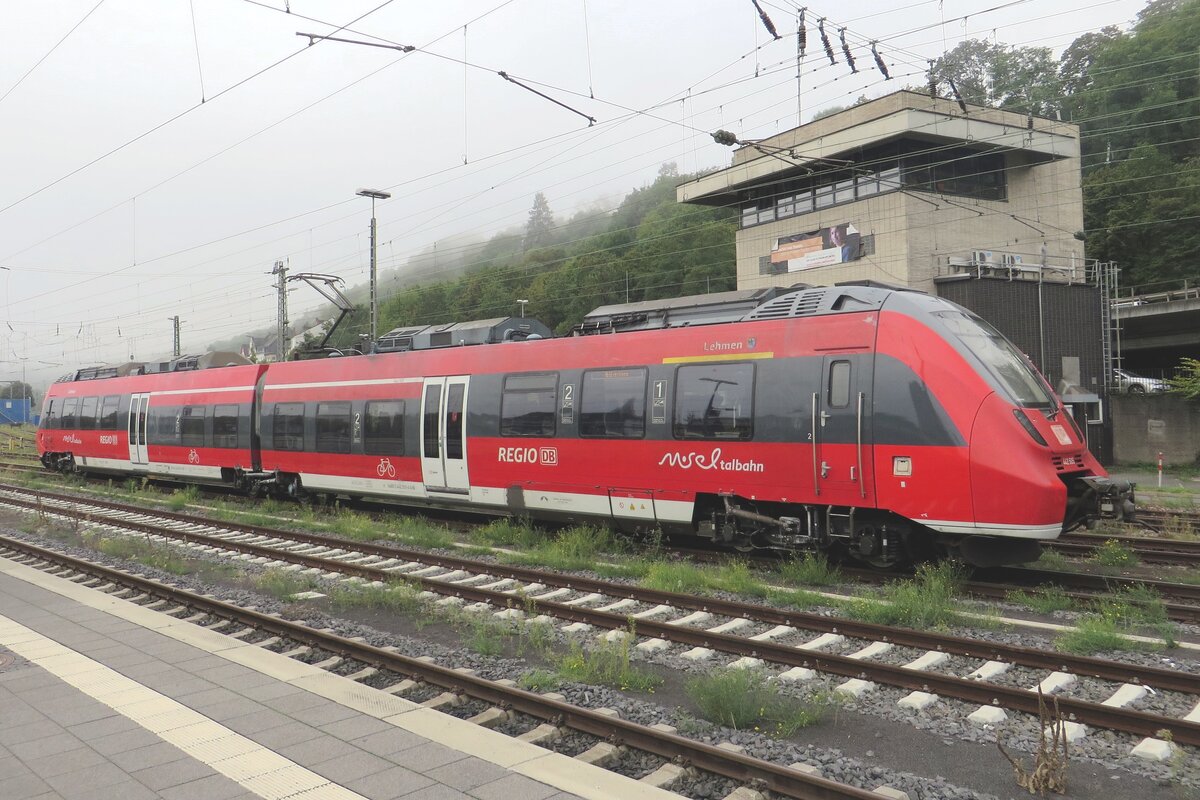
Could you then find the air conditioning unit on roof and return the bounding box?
[972,250,994,265]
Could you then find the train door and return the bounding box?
[813,357,868,502]
[127,393,150,467]
[420,376,470,494]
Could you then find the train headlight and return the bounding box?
[1012,409,1048,446]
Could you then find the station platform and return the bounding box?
[0,551,674,800]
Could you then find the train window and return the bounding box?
[99,396,119,429]
[316,402,351,454]
[501,373,557,437]
[580,368,647,439]
[673,363,754,440]
[149,407,178,444]
[180,406,206,447]
[446,384,465,459]
[274,403,306,451]
[364,400,404,455]
[44,398,60,429]
[61,397,79,429]
[213,405,239,448]
[829,361,851,408]
[423,385,441,458]
[78,397,98,430]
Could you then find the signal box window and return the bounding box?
[501,373,557,437]
[316,402,351,453]
[580,368,647,439]
[79,397,98,430]
[673,363,754,440]
[364,400,404,455]
[213,405,239,448]
[829,361,851,408]
[274,403,306,451]
[61,398,79,429]
[99,396,120,429]
[180,406,206,447]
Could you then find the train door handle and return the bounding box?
[819,411,830,427]
[820,461,830,478]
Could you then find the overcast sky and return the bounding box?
[0,0,1149,388]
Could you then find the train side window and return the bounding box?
[213,405,239,448]
[673,363,754,440]
[273,403,306,451]
[501,373,557,437]
[828,361,851,408]
[61,398,79,429]
[148,407,177,444]
[579,368,647,439]
[316,402,351,454]
[78,397,98,430]
[180,406,206,447]
[99,396,120,429]
[44,398,60,429]
[423,385,441,458]
[364,400,404,455]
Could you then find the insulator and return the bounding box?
[948,77,968,113]
[818,18,836,66]
[871,41,889,79]
[798,9,807,55]
[839,28,856,73]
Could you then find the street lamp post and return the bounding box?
[356,189,392,348]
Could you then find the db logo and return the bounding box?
[187,449,200,464]
[539,447,559,466]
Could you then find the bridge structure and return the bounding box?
[1113,278,1200,375]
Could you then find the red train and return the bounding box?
[37,284,1133,567]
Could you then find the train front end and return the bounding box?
[929,305,1135,564]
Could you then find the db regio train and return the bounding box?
[37,282,1134,568]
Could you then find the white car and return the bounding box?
[1113,368,1168,394]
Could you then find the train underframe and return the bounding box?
[692,472,1137,569]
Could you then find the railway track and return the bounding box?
[2,484,1198,755]
[1052,530,1200,566]
[0,534,893,800]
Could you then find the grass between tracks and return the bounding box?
[684,668,835,736]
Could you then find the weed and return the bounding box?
[848,562,967,629]
[685,668,832,736]
[777,553,841,587]
[473,519,541,549]
[328,580,425,613]
[1097,584,1169,626]
[330,511,386,542]
[253,568,321,600]
[1056,616,1152,654]
[1091,539,1139,569]
[640,562,713,594]
[518,669,562,692]
[1034,549,1071,571]
[1160,514,1197,540]
[998,689,1068,794]
[386,518,456,550]
[1006,585,1076,615]
[507,525,624,571]
[87,533,191,575]
[466,618,506,656]
[166,485,200,511]
[554,627,660,692]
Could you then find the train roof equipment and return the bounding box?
[376,316,553,353]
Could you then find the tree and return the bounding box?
[932,39,1062,116]
[1169,357,1200,400]
[524,192,555,252]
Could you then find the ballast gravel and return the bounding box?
[6,520,1199,795]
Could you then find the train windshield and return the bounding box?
[935,310,1054,407]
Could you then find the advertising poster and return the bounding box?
[769,223,862,273]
